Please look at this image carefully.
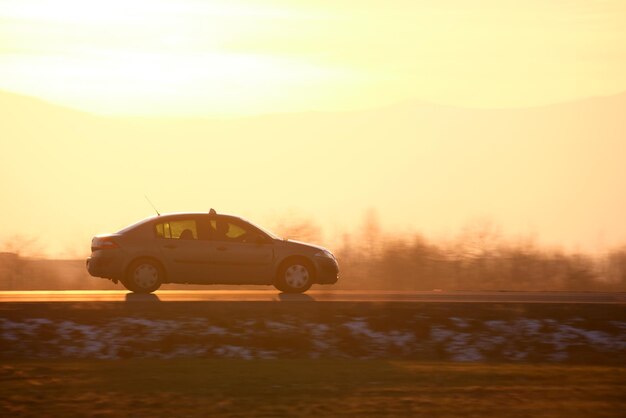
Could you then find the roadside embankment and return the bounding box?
[1,301,624,363]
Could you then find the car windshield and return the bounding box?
[243,218,281,240]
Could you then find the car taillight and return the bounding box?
[91,237,119,251]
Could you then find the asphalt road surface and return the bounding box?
[0,290,624,303]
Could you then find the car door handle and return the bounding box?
[164,244,177,249]
[216,246,227,251]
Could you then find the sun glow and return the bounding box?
[2,1,626,257]
[1,50,347,115]
[0,0,355,115]
[3,0,625,116]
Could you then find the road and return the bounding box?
[0,290,624,303]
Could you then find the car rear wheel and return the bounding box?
[275,261,313,293]
[125,260,162,293]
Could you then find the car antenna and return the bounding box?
[144,195,161,216]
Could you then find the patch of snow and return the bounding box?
[203,326,228,336]
[430,326,454,342]
[450,317,470,328]
[484,320,508,332]
[1,314,624,362]
[307,323,332,352]
[473,334,506,351]
[256,350,278,360]
[450,347,484,362]
[516,319,543,335]
[387,330,416,347]
[344,320,383,339]
[264,320,298,332]
[214,345,253,359]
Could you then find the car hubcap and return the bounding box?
[133,264,158,289]
[284,264,309,288]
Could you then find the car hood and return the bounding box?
[278,239,328,252]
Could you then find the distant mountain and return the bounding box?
[1,89,625,255]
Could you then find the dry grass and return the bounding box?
[1,360,625,417]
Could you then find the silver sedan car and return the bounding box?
[86,209,339,293]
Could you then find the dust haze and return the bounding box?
[1,90,626,291]
[2,209,626,291]
[1,90,626,257]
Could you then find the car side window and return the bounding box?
[155,219,198,240]
[210,218,257,243]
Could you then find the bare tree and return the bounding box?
[0,235,41,289]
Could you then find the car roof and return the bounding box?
[159,212,239,218]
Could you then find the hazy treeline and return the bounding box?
[333,235,626,291]
[1,217,626,291]
[0,254,118,291]
[281,214,626,292]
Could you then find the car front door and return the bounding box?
[154,216,212,283]
[208,216,275,284]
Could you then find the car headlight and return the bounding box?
[314,250,335,259]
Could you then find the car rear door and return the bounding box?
[154,216,212,283]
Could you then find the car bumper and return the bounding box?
[314,257,339,284]
[86,253,125,280]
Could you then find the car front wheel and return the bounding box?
[125,260,162,293]
[275,261,313,293]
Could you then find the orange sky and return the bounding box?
[1,1,626,257]
[1,0,626,115]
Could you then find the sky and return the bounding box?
[1,1,626,258]
[1,0,626,115]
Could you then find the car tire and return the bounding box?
[275,260,313,293]
[125,259,162,294]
